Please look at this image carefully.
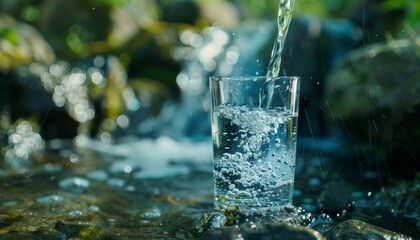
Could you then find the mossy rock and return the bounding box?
[324,36,420,166]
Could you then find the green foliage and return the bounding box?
[0,0,417,141]
[86,0,129,8]
[382,0,420,26]
[20,5,40,22]
[66,25,91,57]
[238,0,279,19]
[0,27,19,45]
[293,0,356,17]
[406,0,420,27]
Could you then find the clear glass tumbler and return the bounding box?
[209,76,300,214]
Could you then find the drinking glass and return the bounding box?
[209,76,300,214]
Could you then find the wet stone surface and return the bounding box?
[325,219,412,240]
[200,222,325,240]
[0,142,419,239]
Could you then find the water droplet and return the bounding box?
[2,201,18,207]
[69,154,79,163]
[87,170,108,181]
[107,178,125,188]
[89,205,100,212]
[68,210,84,218]
[36,194,64,204]
[308,178,321,186]
[58,176,90,193]
[141,207,161,218]
[125,185,135,192]
[140,220,150,225]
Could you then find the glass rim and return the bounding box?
[209,76,300,82]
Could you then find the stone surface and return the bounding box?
[0,229,66,240]
[324,37,420,167]
[200,222,324,240]
[325,219,413,240]
[0,145,418,239]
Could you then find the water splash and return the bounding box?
[3,120,45,172]
[23,56,140,138]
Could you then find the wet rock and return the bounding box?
[0,229,66,240]
[325,219,412,240]
[200,222,324,240]
[325,37,420,167]
[195,212,228,235]
[318,181,352,213]
[0,212,21,229]
[310,213,335,234]
[54,220,90,239]
[206,212,227,229]
[0,211,58,235]
[378,178,420,219]
[196,206,315,236]
[195,210,248,235]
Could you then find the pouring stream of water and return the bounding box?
[267,0,295,77]
[261,0,295,109]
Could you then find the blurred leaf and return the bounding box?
[0,14,55,72]
[118,53,131,68]
[0,27,19,46]
[294,0,329,17]
[86,0,128,8]
[66,25,92,57]
[382,0,410,11]
[20,5,40,22]
[407,0,420,27]
[159,0,173,6]
[239,0,279,19]
[382,0,420,27]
